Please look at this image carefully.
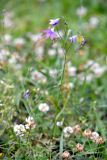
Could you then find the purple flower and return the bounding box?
[81,38,86,45]
[69,35,77,43]
[69,35,86,45]
[49,18,60,26]
[23,90,30,99]
[43,28,57,40]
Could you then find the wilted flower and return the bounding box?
[25,116,36,129]
[58,47,65,57]
[63,82,74,90]
[83,129,92,138]
[61,151,70,159]
[49,18,60,26]
[73,124,81,133]
[38,103,50,113]
[43,28,57,40]
[95,136,104,144]
[75,143,84,152]
[14,124,26,136]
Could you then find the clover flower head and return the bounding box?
[38,103,50,113]
[73,124,81,133]
[90,131,99,141]
[95,136,104,144]
[43,28,57,40]
[56,121,63,127]
[83,129,92,138]
[14,124,26,137]
[61,151,70,159]
[75,143,84,152]
[25,116,36,129]
[76,6,87,17]
[49,18,60,26]
[63,126,74,137]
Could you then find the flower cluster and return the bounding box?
[63,125,104,154]
[63,124,81,138]
[13,116,36,137]
[38,103,50,113]
[43,18,86,46]
[83,129,104,144]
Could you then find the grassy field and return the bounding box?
[0,0,107,159]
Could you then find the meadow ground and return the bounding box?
[0,0,107,159]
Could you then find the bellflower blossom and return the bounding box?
[23,90,30,99]
[49,18,60,26]
[69,35,86,45]
[43,28,57,40]
[69,35,77,43]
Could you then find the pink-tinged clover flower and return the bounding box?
[43,28,57,40]
[49,18,60,26]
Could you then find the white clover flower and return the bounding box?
[68,66,77,76]
[76,6,87,17]
[35,46,44,60]
[0,49,10,61]
[28,33,42,42]
[3,11,14,28]
[56,121,63,127]
[38,103,50,113]
[90,131,99,141]
[14,124,26,136]
[49,69,58,78]
[89,16,99,28]
[25,116,34,123]
[13,37,25,46]
[48,49,56,57]
[57,48,65,57]
[93,66,106,77]
[31,70,47,83]
[25,116,36,129]
[63,126,73,138]
[78,73,93,83]
[3,34,12,44]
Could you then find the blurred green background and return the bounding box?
[0,0,107,32]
